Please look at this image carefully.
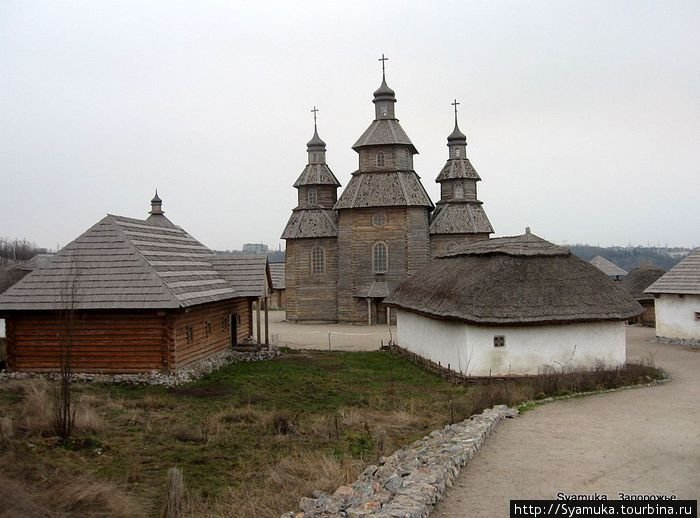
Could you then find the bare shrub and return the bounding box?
[162,467,185,518]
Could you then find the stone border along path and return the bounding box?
[281,405,518,518]
[0,347,281,386]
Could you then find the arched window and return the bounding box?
[371,212,386,227]
[311,246,325,274]
[376,151,385,167]
[373,242,388,274]
[454,182,464,199]
[307,188,318,205]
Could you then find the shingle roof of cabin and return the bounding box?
[385,232,642,325]
[435,158,481,182]
[210,254,271,298]
[645,248,700,295]
[621,265,666,300]
[0,255,55,294]
[589,256,628,277]
[269,263,285,290]
[0,215,238,311]
[334,171,433,209]
[281,209,338,239]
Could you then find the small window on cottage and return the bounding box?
[376,151,385,167]
[186,326,194,344]
[311,246,325,274]
[371,212,386,227]
[493,335,505,348]
[221,316,228,330]
[205,321,212,338]
[454,182,465,199]
[373,242,388,274]
[307,188,318,205]
[695,312,700,321]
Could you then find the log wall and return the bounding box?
[285,238,338,321]
[4,298,253,373]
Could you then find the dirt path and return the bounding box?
[266,310,396,351]
[432,327,700,516]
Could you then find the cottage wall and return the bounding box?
[285,238,338,321]
[396,310,626,376]
[654,294,700,341]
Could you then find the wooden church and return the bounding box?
[282,58,493,324]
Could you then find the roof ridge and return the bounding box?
[106,215,183,307]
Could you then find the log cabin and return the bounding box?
[0,194,256,373]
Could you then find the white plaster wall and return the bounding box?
[397,310,626,376]
[655,294,700,341]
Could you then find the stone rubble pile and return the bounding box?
[0,347,281,386]
[282,405,517,518]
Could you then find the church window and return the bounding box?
[455,148,461,157]
[454,182,464,199]
[373,242,388,274]
[372,212,386,227]
[307,188,318,205]
[311,246,325,274]
[376,151,385,167]
[493,335,505,348]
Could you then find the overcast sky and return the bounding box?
[1,0,698,252]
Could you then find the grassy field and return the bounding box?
[0,349,663,517]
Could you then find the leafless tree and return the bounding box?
[54,260,79,443]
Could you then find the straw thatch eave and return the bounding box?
[385,252,642,325]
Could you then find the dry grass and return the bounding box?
[0,350,663,518]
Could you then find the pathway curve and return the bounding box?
[432,327,700,516]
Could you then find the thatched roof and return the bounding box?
[269,263,285,290]
[621,265,666,300]
[211,254,271,298]
[645,248,700,295]
[0,215,239,311]
[385,232,642,325]
[589,256,627,277]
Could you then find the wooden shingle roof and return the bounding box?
[589,256,628,277]
[281,209,338,239]
[429,202,493,235]
[293,164,341,188]
[352,119,417,153]
[645,248,700,295]
[0,215,238,311]
[334,171,433,209]
[210,254,271,298]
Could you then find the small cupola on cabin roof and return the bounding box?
[147,190,175,227]
[149,190,163,215]
[446,99,468,159]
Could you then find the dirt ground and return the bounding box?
[266,310,396,351]
[432,326,700,516]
